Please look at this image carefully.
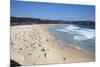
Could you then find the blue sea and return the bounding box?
[48,24,95,54]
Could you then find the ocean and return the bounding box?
[48,24,95,54]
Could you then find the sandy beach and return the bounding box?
[11,25,95,65]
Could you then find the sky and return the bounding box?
[11,0,95,21]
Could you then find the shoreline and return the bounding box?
[52,35,95,56]
[11,25,95,65]
[48,30,95,60]
[47,24,95,55]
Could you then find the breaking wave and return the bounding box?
[56,25,95,41]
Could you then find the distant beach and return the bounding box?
[11,24,95,65]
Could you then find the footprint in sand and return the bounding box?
[44,53,47,58]
[38,55,40,58]
[26,46,28,48]
[41,48,45,52]
[19,48,23,50]
[28,53,32,55]
[63,57,66,61]
[46,39,49,42]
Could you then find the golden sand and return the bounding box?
[11,25,95,65]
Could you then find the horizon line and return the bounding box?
[11,16,95,22]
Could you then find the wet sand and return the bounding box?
[11,25,95,65]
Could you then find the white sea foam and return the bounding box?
[65,25,79,30]
[56,25,95,41]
